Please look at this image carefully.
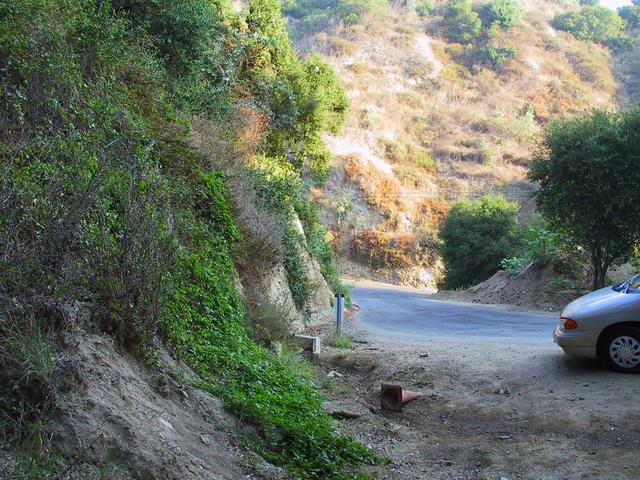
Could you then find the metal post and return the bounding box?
[336,293,344,335]
[334,293,341,334]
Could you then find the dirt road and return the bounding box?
[316,282,640,479]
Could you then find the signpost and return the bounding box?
[335,293,345,334]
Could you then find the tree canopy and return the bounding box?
[619,2,640,29]
[529,108,640,290]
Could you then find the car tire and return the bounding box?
[603,326,640,373]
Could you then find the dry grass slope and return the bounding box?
[287,0,635,287]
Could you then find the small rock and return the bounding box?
[158,417,174,430]
[419,353,430,358]
[327,370,343,378]
[200,434,213,446]
[494,387,511,395]
[497,434,513,440]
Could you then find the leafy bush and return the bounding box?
[442,0,482,43]
[296,11,332,36]
[484,0,524,29]
[440,195,521,289]
[477,44,517,69]
[500,222,582,276]
[605,33,634,53]
[416,0,437,17]
[337,0,388,24]
[246,0,349,180]
[500,256,524,275]
[413,149,438,173]
[579,0,599,5]
[553,6,626,42]
[296,200,350,299]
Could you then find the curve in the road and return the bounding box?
[352,284,560,344]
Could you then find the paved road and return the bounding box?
[352,283,560,344]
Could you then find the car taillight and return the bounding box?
[563,318,577,330]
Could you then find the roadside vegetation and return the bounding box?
[439,106,640,296]
[440,195,520,289]
[529,107,640,290]
[0,0,378,477]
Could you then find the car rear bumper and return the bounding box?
[553,325,597,359]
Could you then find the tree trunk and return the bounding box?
[590,250,610,291]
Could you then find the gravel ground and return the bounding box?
[314,298,640,480]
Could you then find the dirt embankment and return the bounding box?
[312,318,640,480]
[0,304,289,480]
[434,263,581,313]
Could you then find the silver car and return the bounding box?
[554,274,640,373]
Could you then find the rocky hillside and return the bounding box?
[284,0,640,287]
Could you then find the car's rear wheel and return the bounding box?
[603,327,640,373]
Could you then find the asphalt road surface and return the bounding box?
[352,283,559,344]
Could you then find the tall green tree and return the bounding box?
[440,195,521,289]
[619,2,640,29]
[529,108,640,290]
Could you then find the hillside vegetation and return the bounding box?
[0,0,378,477]
[283,0,640,287]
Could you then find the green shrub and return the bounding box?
[500,222,582,274]
[413,149,438,174]
[283,0,340,18]
[246,0,348,179]
[553,6,626,42]
[476,44,517,69]
[296,11,332,36]
[245,155,314,312]
[442,0,482,43]
[605,34,634,53]
[440,195,521,289]
[484,0,524,29]
[500,256,523,275]
[579,0,599,5]
[296,200,350,300]
[416,0,437,17]
[337,0,388,24]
